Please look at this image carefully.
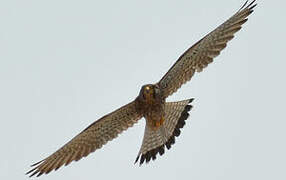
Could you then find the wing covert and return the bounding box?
[158,0,256,98]
[27,101,142,177]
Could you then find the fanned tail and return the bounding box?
[135,98,194,165]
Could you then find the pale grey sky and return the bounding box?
[1,0,285,179]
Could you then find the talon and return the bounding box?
[153,116,165,129]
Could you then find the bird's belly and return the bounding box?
[144,107,165,130]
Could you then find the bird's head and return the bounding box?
[138,84,161,104]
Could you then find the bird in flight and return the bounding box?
[27,0,256,177]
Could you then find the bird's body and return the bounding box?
[135,84,165,130]
[27,1,257,177]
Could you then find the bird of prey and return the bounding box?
[27,0,256,177]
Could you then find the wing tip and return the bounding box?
[26,168,40,178]
[26,159,46,177]
[239,0,257,12]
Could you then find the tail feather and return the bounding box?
[135,98,194,165]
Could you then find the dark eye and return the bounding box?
[142,93,146,99]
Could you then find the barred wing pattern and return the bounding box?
[26,1,257,177]
[158,0,256,98]
[27,101,142,177]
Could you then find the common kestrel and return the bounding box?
[27,1,256,177]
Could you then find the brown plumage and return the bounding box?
[27,102,143,177]
[159,0,256,98]
[27,0,256,177]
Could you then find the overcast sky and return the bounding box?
[1,0,285,179]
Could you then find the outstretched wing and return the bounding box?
[27,101,142,177]
[158,0,256,98]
